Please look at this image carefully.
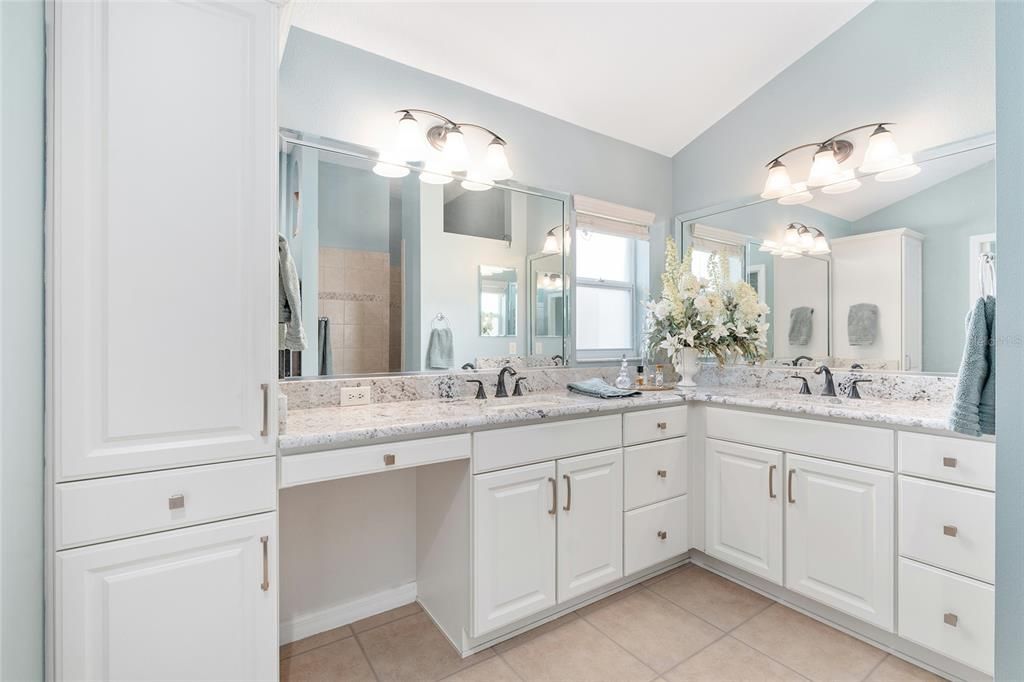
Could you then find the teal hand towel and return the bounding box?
[567,378,641,399]
[949,297,993,436]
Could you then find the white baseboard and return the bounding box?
[280,582,418,645]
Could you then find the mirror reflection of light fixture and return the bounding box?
[419,164,453,185]
[542,226,562,254]
[761,123,917,205]
[460,172,492,192]
[371,152,410,179]
[766,223,830,259]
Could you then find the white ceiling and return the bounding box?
[289,1,870,157]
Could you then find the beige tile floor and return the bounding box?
[279,565,946,682]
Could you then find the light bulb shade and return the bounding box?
[784,224,800,245]
[811,234,831,254]
[760,161,793,199]
[807,147,841,187]
[859,126,900,173]
[442,128,469,171]
[485,140,513,180]
[395,113,426,161]
[460,173,492,192]
[777,183,812,206]
[875,155,921,182]
[372,152,410,179]
[798,229,815,250]
[821,169,861,195]
[758,240,778,253]
[542,232,560,254]
[419,163,453,185]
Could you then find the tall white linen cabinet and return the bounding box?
[45,1,280,679]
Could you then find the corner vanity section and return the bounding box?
[279,399,690,654]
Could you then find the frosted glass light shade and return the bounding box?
[807,147,841,186]
[485,140,513,180]
[460,173,492,191]
[784,224,800,245]
[778,183,812,205]
[542,233,560,254]
[442,128,469,171]
[760,161,793,199]
[821,169,861,195]
[798,228,815,250]
[811,234,831,254]
[395,113,426,161]
[875,155,921,182]
[859,126,900,173]
[372,152,410,178]
[419,163,453,185]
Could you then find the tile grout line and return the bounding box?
[568,611,660,680]
[493,650,526,682]
[280,607,424,663]
[859,654,889,681]
[278,629,355,662]
[351,628,382,682]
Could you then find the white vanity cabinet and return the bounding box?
[705,439,783,584]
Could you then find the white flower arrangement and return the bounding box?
[645,237,770,366]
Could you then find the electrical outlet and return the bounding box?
[340,386,371,406]
[508,341,517,354]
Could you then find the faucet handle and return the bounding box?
[847,378,872,400]
[513,377,528,397]
[788,375,811,395]
[465,379,487,400]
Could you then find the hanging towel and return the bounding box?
[848,303,879,346]
[788,307,813,346]
[567,378,641,399]
[426,327,454,369]
[317,318,333,376]
[978,296,996,435]
[949,296,995,437]
[279,235,307,351]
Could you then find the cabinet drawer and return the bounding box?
[706,407,893,469]
[899,432,995,491]
[623,406,687,445]
[898,558,994,675]
[473,415,621,473]
[899,477,994,583]
[624,438,687,510]
[55,457,276,549]
[624,495,688,575]
[280,434,470,487]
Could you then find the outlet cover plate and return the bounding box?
[340,386,371,406]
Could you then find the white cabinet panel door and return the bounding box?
[557,449,623,602]
[57,514,278,681]
[473,461,557,635]
[705,439,783,584]
[785,454,894,631]
[51,0,277,479]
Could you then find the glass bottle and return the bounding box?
[655,364,665,387]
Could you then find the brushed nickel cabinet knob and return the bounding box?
[943,525,958,537]
[383,454,396,466]
[656,421,668,430]
[657,469,668,478]
[657,530,668,540]
[168,494,185,510]
[944,612,959,627]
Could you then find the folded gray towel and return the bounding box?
[848,303,879,346]
[426,327,454,369]
[949,296,994,436]
[788,307,813,346]
[567,378,641,399]
[979,296,995,435]
[279,235,307,351]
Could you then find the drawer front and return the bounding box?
[899,432,995,491]
[624,438,687,510]
[899,477,994,583]
[624,495,688,575]
[623,406,687,445]
[280,434,471,487]
[473,415,621,473]
[898,558,994,675]
[56,458,277,548]
[706,407,894,470]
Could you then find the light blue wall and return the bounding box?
[995,3,1024,678]
[0,0,44,679]
[849,162,995,373]
[279,29,673,291]
[318,162,391,252]
[672,0,995,216]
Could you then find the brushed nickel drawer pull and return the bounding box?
[769,465,777,499]
[943,525,958,537]
[260,536,270,592]
[944,612,958,627]
[259,383,270,437]
[657,530,668,540]
[657,469,668,478]
[548,477,557,515]
[168,494,185,511]
[656,421,668,430]
[943,457,958,468]
[383,453,396,466]
[562,474,572,511]
[787,469,796,504]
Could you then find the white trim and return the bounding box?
[831,228,925,244]
[573,195,655,227]
[279,582,418,644]
[690,223,751,246]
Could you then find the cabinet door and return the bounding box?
[51,0,278,480]
[785,454,894,631]
[705,439,783,584]
[57,513,278,681]
[557,449,623,602]
[473,461,557,635]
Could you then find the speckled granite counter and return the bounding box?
[279,384,961,454]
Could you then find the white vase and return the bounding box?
[674,347,700,387]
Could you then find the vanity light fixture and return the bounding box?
[760,222,830,259]
[375,108,514,187]
[760,123,919,204]
[371,151,411,179]
[541,225,570,254]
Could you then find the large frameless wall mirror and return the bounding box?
[279,131,568,378]
[677,137,994,375]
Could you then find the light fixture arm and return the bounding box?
[395,109,507,144]
[765,122,896,166]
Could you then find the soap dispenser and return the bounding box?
[614,355,631,389]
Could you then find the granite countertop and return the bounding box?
[280,385,958,454]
